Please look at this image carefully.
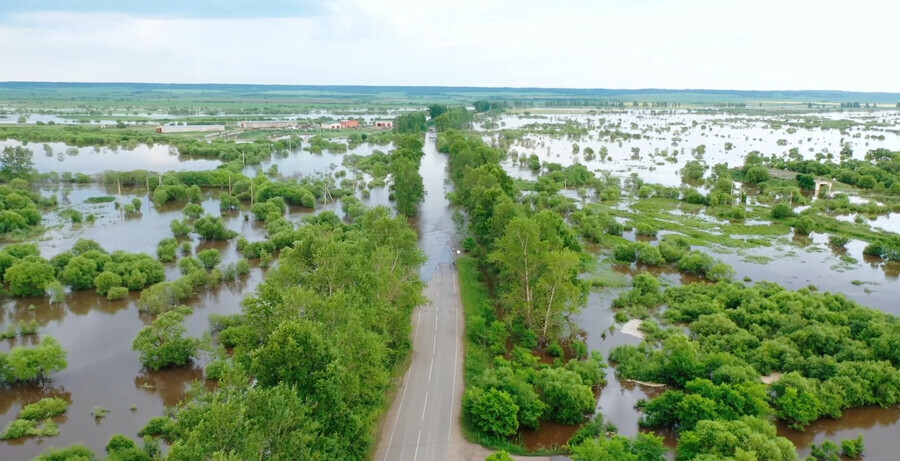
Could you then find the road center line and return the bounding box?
[429,358,434,383]
[433,335,437,354]
[413,429,422,461]
[422,390,429,421]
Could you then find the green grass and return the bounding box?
[584,267,629,288]
[457,256,494,384]
[85,196,116,204]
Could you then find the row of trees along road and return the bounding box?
[437,130,665,456]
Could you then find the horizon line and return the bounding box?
[2,81,900,96]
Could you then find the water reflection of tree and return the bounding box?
[66,291,130,317]
[0,382,71,417]
[134,366,204,407]
[780,405,900,448]
[5,298,66,327]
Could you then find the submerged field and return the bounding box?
[0,99,898,460]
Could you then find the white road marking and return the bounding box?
[433,335,437,354]
[413,306,422,344]
[422,390,429,421]
[434,314,438,331]
[429,358,434,383]
[383,336,415,461]
[413,429,422,461]
[449,266,460,443]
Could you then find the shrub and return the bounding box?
[828,235,849,249]
[841,435,865,458]
[157,238,178,262]
[536,367,595,424]
[634,223,658,237]
[744,166,770,184]
[1,419,37,440]
[107,286,129,301]
[197,249,221,270]
[678,251,715,275]
[462,387,519,437]
[636,245,664,266]
[19,398,68,420]
[132,308,198,370]
[5,260,56,297]
[94,271,123,296]
[792,216,815,235]
[771,202,793,219]
[170,219,192,237]
[613,244,637,263]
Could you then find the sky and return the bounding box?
[1,0,898,92]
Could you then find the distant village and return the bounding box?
[155,118,393,134]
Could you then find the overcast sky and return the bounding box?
[1,0,898,92]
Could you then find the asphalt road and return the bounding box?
[376,262,463,461]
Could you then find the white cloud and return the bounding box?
[0,0,898,92]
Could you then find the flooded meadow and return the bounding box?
[1,107,899,459]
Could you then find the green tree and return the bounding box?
[534,249,582,342]
[463,387,520,437]
[165,383,328,461]
[572,433,666,461]
[474,100,492,112]
[680,160,706,182]
[792,216,815,236]
[428,103,449,119]
[59,256,99,290]
[490,216,547,330]
[197,249,222,270]
[744,166,771,184]
[796,173,816,190]
[132,307,198,370]
[5,260,56,297]
[157,238,178,262]
[771,202,794,219]
[94,271,123,296]
[677,417,796,461]
[392,112,428,134]
[536,367,595,424]
[193,215,238,240]
[251,319,335,395]
[1,146,35,178]
[0,336,68,383]
[390,156,425,217]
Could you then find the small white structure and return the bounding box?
[321,122,342,130]
[239,121,298,129]
[156,125,224,134]
[814,180,833,197]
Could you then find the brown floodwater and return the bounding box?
[0,135,459,459]
[505,110,900,456]
[4,115,900,458]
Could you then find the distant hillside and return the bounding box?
[1,81,898,106]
